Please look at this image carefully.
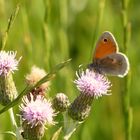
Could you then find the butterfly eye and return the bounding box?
[103,38,108,42]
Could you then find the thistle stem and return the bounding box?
[121,0,132,140]
[9,108,23,140]
[9,108,17,130]
[90,0,106,60]
[43,0,51,70]
[63,112,79,140]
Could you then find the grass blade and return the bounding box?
[0,4,20,50]
[0,59,71,115]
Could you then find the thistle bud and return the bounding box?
[53,93,70,112]
[0,73,17,105]
[68,94,93,121]
[0,51,21,106]
[21,121,44,140]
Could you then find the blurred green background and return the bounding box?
[0,0,139,140]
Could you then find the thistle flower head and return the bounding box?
[74,69,111,98]
[20,95,55,128]
[0,51,21,76]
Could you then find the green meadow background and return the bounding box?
[0,0,139,140]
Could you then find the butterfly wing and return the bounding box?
[90,31,129,77]
[93,31,118,60]
[96,53,129,77]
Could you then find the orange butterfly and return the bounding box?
[89,31,129,77]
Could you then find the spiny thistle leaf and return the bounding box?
[0,59,71,115]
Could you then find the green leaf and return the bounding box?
[0,59,71,115]
[51,127,62,140]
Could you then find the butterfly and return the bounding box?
[88,31,129,77]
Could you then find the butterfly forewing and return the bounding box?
[93,31,118,60]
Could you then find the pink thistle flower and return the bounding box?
[74,69,111,98]
[20,95,55,128]
[0,51,21,75]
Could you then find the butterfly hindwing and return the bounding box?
[96,53,129,77]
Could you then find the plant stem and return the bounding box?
[59,0,69,59]
[9,108,17,130]
[90,0,106,60]
[121,0,132,140]
[43,0,51,70]
[63,112,79,140]
[1,4,19,50]
[9,108,24,140]
[58,0,74,93]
